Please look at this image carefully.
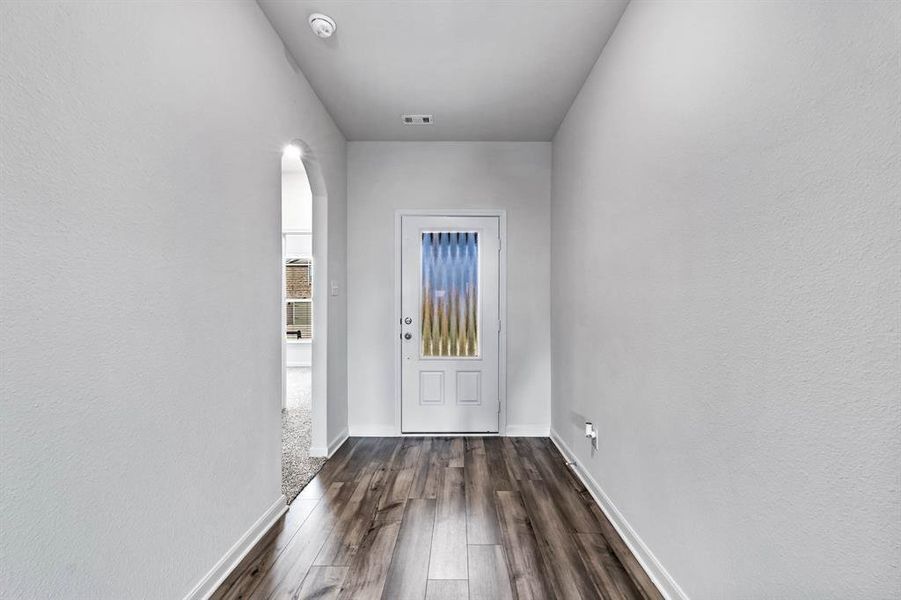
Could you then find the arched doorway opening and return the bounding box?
[280,139,328,503]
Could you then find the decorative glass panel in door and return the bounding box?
[421,232,478,357]
[401,216,499,433]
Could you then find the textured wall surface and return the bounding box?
[551,1,900,598]
[347,142,552,434]
[0,2,346,597]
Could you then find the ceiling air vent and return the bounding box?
[402,114,433,125]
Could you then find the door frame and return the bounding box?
[394,209,508,436]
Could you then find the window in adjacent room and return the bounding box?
[286,257,312,340]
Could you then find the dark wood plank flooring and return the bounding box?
[212,437,663,600]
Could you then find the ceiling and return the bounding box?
[258,0,629,141]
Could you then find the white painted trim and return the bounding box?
[348,424,547,438]
[286,362,312,368]
[394,209,508,436]
[183,495,287,600]
[327,428,349,456]
[311,427,349,458]
[349,424,398,437]
[549,429,689,600]
[504,424,550,437]
[349,428,518,438]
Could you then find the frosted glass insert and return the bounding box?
[421,232,478,357]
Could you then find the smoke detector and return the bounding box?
[308,13,336,38]
[402,114,434,125]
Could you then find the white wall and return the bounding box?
[0,2,346,598]
[286,342,312,367]
[281,159,313,232]
[551,1,900,598]
[347,142,551,435]
[284,232,313,257]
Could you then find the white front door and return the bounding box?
[400,215,500,433]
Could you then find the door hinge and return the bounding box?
[497,319,501,333]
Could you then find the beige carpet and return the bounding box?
[281,367,325,504]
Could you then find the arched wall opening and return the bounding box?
[280,138,329,504]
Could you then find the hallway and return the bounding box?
[214,437,661,600]
[3,2,898,598]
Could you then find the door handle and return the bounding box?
[403,332,413,340]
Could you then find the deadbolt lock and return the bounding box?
[404,317,413,325]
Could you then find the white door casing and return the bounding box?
[400,215,501,433]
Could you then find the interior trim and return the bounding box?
[504,424,550,437]
[549,429,689,600]
[182,495,288,600]
[348,427,517,437]
[311,427,349,458]
[348,424,398,437]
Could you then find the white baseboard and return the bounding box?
[183,495,288,600]
[348,424,398,437]
[504,424,550,437]
[328,428,349,456]
[549,429,688,600]
[311,427,349,457]
[348,424,551,437]
[350,425,550,437]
